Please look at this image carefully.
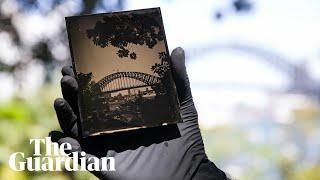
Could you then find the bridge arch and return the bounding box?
[97,72,161,93]
[187,43,297,76]
[186,42,318,97]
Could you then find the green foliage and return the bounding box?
[201,122,320,180]
[0,85,96,180]
[0,99,33,123]
[288,165,320,180]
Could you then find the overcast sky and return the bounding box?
[125,0,320,126]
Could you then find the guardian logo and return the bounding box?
[8,137,115,171]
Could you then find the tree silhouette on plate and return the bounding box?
[86,12,164,60]
[86,11,171,95]
[78,72,104,121]
[151,52,170,78]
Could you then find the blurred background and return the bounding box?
[0,0,320,179]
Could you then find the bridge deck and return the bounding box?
[101,84,153,94]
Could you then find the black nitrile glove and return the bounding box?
[50,47,227,180]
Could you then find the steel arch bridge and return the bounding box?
[97,71,161,93]
[186,42,319,98]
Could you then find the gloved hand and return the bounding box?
[50,47,227,180]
